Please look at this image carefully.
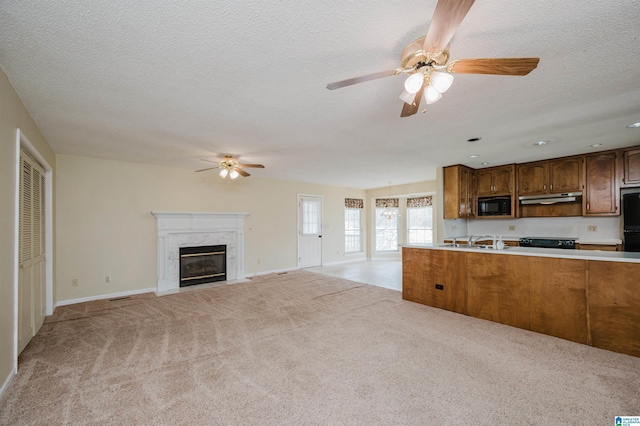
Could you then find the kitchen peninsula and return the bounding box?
[402,244,640,357]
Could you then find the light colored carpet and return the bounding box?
[1,270,639,425]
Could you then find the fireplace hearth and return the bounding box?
[179,245,226,287]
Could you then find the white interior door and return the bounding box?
[18,150,46,354]
[298,195,322,268]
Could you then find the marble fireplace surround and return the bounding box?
[151,212,249,292]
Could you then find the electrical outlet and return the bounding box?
[104,275,111,284]
[587,225,597,232]
[72,279,78,287]
[508,226,516,231]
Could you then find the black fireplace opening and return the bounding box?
[179,245,227,287]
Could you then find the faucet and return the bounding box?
[468,235,494,247]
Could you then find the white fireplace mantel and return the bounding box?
[151,211,249,292]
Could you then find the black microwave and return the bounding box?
[477,196,511,217]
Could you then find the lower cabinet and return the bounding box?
[402,248,466,314]
[466,253,530,330]
[402,248,640,357]
[528,257,588,344]
[587,261,640,357]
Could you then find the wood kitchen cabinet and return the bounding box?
[517,157,583,196]
[444,165,475,219]
[402,247,640,356]
[402,248,466,314]
[528,257,588,344]
[588,261,640,357]
[466,252,530,330]
[622,147,640,187]
[476,164,514,196]
[583,151,619,216]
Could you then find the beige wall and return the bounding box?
[55,155,367,302]
[0,68,55,389]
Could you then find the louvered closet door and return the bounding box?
[18,150,46,354]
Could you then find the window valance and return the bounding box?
[376,198,399,208]
[345,198,364,209]
[407,196,433,208]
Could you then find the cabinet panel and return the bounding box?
[402,248,467,314]
[493,166,513,194]
[548,157,583,193]
[584,152,618,216]
[466,253,530,329]
[528,258,588,344]
[476,169,494,196]
[588,261,640,357]
[623,148,640,186]
[517,162,547,196]
[444,165,474,219]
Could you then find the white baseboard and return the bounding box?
[245,266,299,278]
[56,287,157,307]
[322,256,367,266]
[0,366,16,401]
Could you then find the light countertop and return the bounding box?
[403,243,640,263]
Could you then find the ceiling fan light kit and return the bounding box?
[327,0,539,117]
[195,155,265,180]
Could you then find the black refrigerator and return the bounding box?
[623,192,640,252]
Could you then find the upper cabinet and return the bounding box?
[584,151,619,216]
[517,157,583,196]
[476,164,515,196]
[622,148,640,187]
[444,165,475,219]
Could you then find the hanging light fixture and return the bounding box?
[229,169,239,180]
[381,182,398,220]
[219,168,229,178]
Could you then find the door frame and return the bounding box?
[14,129,53,368]
[297,194,323,268]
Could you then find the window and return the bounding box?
[407,196,433,244]
[407,206,433,243]
[344,208,362,253]
[301,199,320,235]
[375,207,398,251]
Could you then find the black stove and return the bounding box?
[519,237,576,249]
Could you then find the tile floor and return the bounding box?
[306,259,402,292]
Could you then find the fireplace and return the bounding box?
[151,211,248,292]
[179,245,226,287]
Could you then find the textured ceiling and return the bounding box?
[1,0,639,189]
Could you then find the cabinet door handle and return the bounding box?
[543,184,546,190]
[550,184,553,190]
[587,203,590,211]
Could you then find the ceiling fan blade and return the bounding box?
[200,158,219,164]
[326,69,399,90]
[236,168,250,177]
[447,58,540,75]
[423,0,475,53]
[236,163,265,168]
[400,86,424,118]
[195,167,219,172]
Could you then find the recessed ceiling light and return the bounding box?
[467,137,481,142]
[468,154,480,159]
[591,143,602,148]
[481,162,489,166]
[533,140,549,146]
[628,122,640,128]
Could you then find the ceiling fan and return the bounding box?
[196,155,265,179]
[326,0,539,117]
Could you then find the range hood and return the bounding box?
[519,192,582,205]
